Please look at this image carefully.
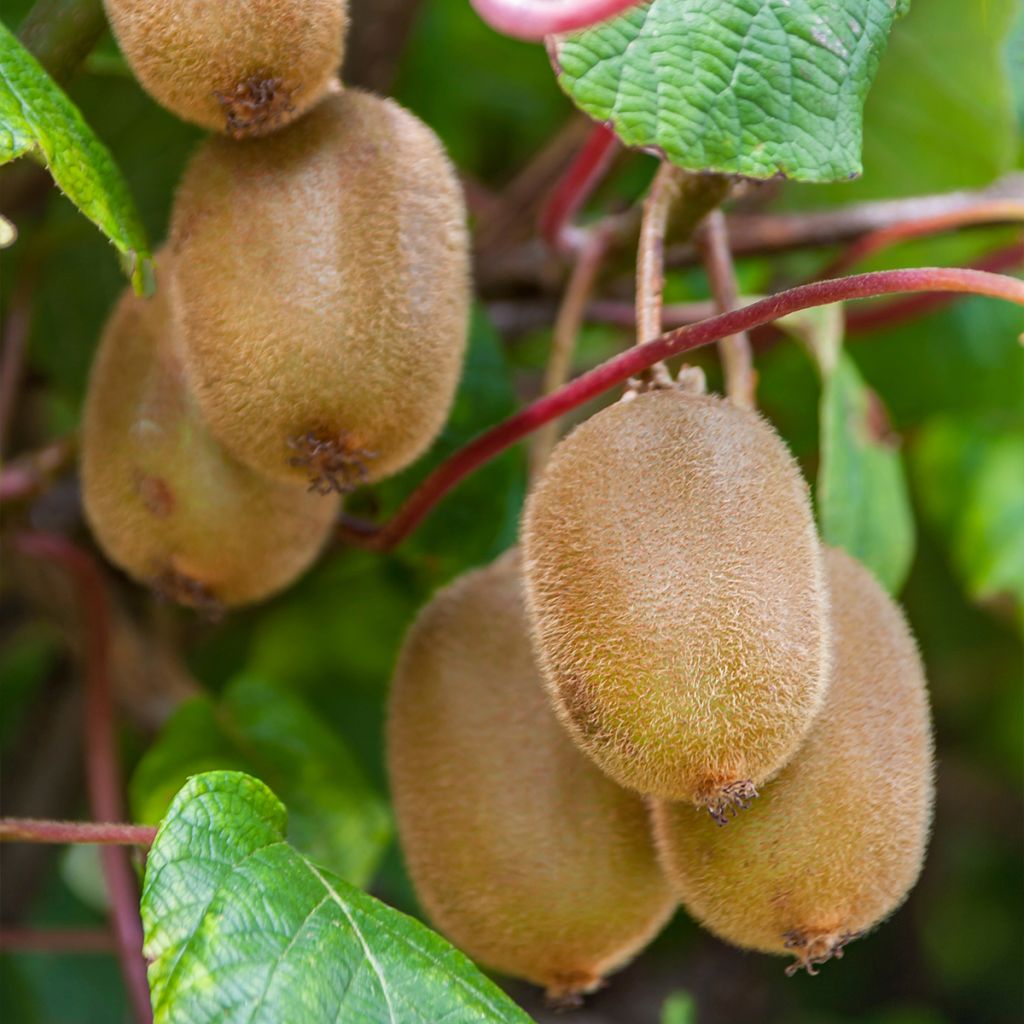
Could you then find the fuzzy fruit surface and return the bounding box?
[387,551,675,999]
[103,0,347,136]
[652,547,935,974]
[81,272,340,609]
[168,90,469,491]
[521,389,830,805]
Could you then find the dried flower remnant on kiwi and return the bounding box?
[703,779,759,826]
[782,929,863,976]
[287,431,378,495]
[215,74,294,138]
[152,568,224,621]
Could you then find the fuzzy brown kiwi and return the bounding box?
[521,387,830,813]
[81,272,340,610]
[167,89,469,493]
[102,0,348,137]
[651,546,935,975]
[387,550,675,1001]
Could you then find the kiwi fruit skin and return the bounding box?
[651,547,935,973]
[521,388,830,808]
[167,90,469,491]
[387,550,675,999]
[81,275,340,609]
[103,0,347,137]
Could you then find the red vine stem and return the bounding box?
[339,267,1024,551]
[539,123,619,253]
[10,533,152,1024]
[471,0,640,39]
[0,818,157,846]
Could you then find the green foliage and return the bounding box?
[912,416,1024,631]
[553,0,907,181]
[662,991,697,1024]
[141,772,536,1024]
[0,19,150,290]
[131,675,391,888]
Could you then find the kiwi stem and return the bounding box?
[9,532,153,1024]
[630,162,684,390]
[0,817,157,846]
[531,229,613,475]
[338,266,1024,551]
[539,123,619,254]
[472,0,643,40]
[699,208,757,409]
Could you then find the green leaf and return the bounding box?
[795,0,1020,202]
[662,991,697,1024]
[0,20,150,291]
[778,305,915,592]
[912,416,1024,629]
[551,0,908,182]
[131,675,391,888]
[818,352,916,592]
[142,771,535,1024]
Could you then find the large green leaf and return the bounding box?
[796,0,1020,202]
[551,0,908,182]
[131,675,391,888]
[142,772,535,1024]
[0,20,150,291]
[912,416,1024,630]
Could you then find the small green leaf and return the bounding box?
[552,0,908,182]
[818,353,916,593]
[912,417,1024,630]
[131,674,391,888]
[662,991,697,1024]
[142,771,536,1024]
[0,20,150,291]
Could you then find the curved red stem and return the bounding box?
[471,0,641,39]
[10,533,152,1024]
[340,268,1024,551]
[0,818,157,846]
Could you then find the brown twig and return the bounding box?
[0,255,42,458]
[0,436,76,502]
[530,230,612,473]
[699,208,756,408]
[17,0,106,83]
[0,818,156,846]
[9,534,153,1024]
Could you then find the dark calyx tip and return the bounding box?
[782,930,862,976]
[215,74,293,137]
[287,431,378,495]
[705,779,759,826]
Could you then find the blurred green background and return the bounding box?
[1,1,1021,1022]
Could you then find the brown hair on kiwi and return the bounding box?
[167,89,469,494]
[521,387,830,817]
[387,550,676,1002]
[651,546,935,975]
[102,0,348,137]
[81,268,340,610]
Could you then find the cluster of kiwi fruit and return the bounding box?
[389,386,934,996]
[82,1,470,609]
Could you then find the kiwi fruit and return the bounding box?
[81,273,340,610]
[167,90,469,493]
[651,546,935,974]
[521,388,830,815]
[103,0,348,137]
[387,550,675,1000]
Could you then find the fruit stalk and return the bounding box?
[699,207,756,408]
[340,267,1024,551]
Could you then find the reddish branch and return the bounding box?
[339,268,1024,551]
[471,0,641,39]
[0,818,156,846]
[10,533,153,1024]
[539,123,619,253]
[0,437,75,502]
